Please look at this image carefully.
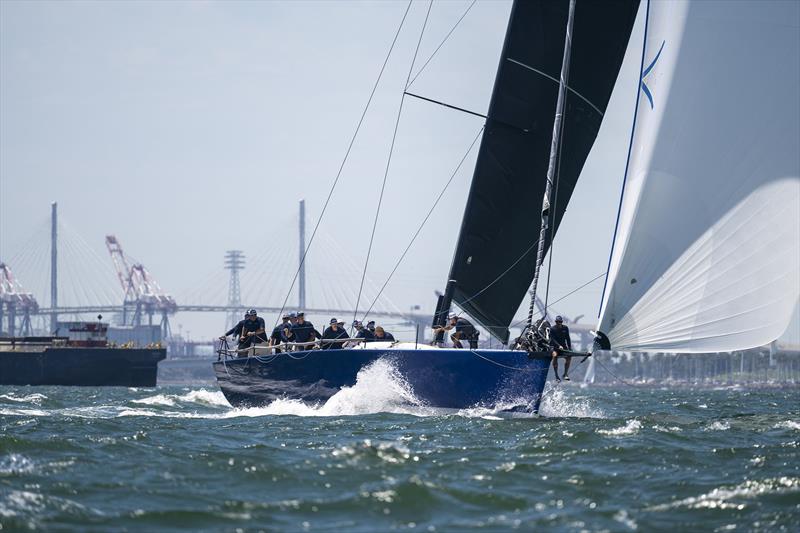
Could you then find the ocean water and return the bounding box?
[1,364,798,531]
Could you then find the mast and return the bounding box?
[526,0,576,329]
[298,199,306,309]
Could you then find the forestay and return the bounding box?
[598,0,800,352]
[448,0,638,343]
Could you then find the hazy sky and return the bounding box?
[1,0,795,342]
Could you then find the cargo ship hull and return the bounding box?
[0,347,165,387]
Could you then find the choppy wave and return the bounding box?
[598,419,642,436]
[647,477,800,511]
[0,393,48,405]
[221,359,432,418]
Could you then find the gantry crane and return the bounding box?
[105,235,177,337]
[0,262,39,336]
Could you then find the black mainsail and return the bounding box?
[439,0,639,343]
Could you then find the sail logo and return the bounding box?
[640,40,665,109]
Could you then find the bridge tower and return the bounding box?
[224,250,245,331]
[298,199,306,310]
[50,201,58,333]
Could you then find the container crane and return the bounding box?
[0,262,39,336]
[105,235,177,337]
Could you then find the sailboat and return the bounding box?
[213,0,799,413]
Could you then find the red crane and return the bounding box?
[105,235,177,333]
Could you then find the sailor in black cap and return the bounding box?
[270,312,291,349]
[220,309,266,355]
[281,312,297,343]
[292,311,321,349]
[220,312,249,343]
[321,318,349,350]
[366,320,376,333]
[352,320,375,343]
[549,315,572,381]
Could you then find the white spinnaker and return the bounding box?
[598,0,800,353]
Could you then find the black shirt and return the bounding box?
[321,326,349,349]
[355,328,375,342]
[292,321,322,343]
[374,331,395,342]
[549,324,571,350]
[454,318,476,338]
[271,321,290,343]
[226,317,265,338]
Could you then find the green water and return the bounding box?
[1,381,798,531]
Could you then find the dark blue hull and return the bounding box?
[213,348,551,413]
[0,347,165,387]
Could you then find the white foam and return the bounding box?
[131,394,176,407]
[130,389,230,409]
[539,385,605,419]
[0,408,48,417]
[178,389,230,407]
[706,420,731,431]
[774,420,800,431]
[0,393,47,405]
[598,419,642,436]
[0,454,35,475]
[222,359,429,418]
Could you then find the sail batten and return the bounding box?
[443,0,639,343]
[598,0,800,353]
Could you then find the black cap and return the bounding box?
[330,318,337,324]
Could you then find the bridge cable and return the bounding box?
[353,0,434,328]
[271,0,414,328]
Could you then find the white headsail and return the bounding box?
[598,0,800,353]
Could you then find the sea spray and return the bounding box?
[223,358,429,418]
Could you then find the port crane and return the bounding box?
[0,262,39,336]
[105,235,177,336]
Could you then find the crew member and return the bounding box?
[220,309,266,355]
[281,315,295,344]
[293,312,322,349]
[220,313,249,343]
[321,318,349,350]
[366,320,376,333]
[433,315,479,349]
[550,315,572,381]
[270,313,291,349]
[373,326,395,342]
[352,320,375,343]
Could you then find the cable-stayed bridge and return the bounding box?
[1,202,595,349]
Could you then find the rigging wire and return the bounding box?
[406,0,478,89]
[353,0,434,328]
[358,125,484,322]
[543,87,569,315]
[271,0,414,328]
[509,271,607,330]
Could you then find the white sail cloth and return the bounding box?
[598,0,800,353]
